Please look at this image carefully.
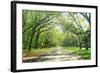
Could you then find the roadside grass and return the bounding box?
[22,48,53,58]
[22,47,91,60]
[64,47,91,60]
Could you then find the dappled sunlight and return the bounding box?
[22,47,90,62]
[22,10,91,63]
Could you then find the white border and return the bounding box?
[16,4,96,70]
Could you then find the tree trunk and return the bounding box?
[85,38,88,50]
[28,33,34,51]
[34,32,39,49]
[78,35,82,49]
[85,42,88,50]
[79,43,82,49]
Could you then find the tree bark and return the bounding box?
[84,36,89,50]
[28,31,35,51]
[85,42,88,50]
[79,43,82,49]
[34,32,39,49]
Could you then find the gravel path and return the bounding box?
[23,47,82,62]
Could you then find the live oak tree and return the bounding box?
[22,10,91,51]
[68,13,91,50]
[80,13,91,50]
[58,12,91,50]
[22,10,60,50]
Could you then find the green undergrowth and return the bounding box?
[22,48,53,57]
[64,47,91,60]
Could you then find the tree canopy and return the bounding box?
[22,10,91,51]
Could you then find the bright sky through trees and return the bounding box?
[22,10,91,62]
